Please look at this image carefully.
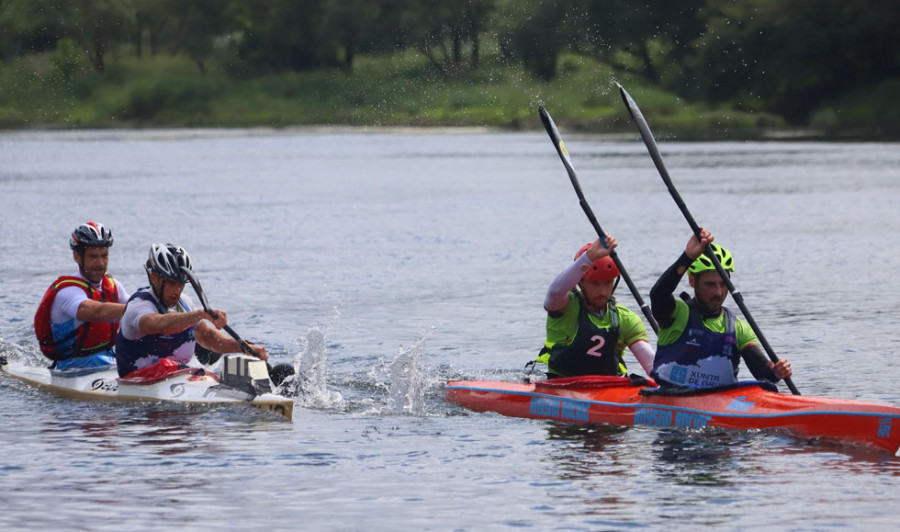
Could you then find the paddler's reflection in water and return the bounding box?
[543,424,632,478]
[543,423,737,487]
[48,407,222,457]
[651,429,736,486]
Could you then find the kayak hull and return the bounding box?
[446,376,900,455]
[2,358,293,421]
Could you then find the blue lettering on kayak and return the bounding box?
[634,407,673,427]
[634,408,711,429]
[674,411,711,428]
[530,396,559,418]
[559,399,590,422]
[529,396,590,422]
[878,417,892,439]
[726,395,755,412]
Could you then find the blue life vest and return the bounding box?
[546,293,626,377]
[114,288,194,377]
[652,302,739,388]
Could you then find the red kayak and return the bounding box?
[445,376,900,455]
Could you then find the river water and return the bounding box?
[1,129,899,530]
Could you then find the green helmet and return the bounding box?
[688,243,734,274]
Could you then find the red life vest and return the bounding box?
[33,275,120,361]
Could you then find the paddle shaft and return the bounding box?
[181,268,261,358]
[617,85,800,395]
[539,105,660,334]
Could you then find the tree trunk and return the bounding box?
[637,42,660,84]
[135,26,143,58]
[344,41,355,72]
[451,25,462,66]
[91,38,106,72]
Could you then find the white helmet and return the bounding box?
[145,243,193,282]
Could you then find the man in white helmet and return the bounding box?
[115,243,268,378]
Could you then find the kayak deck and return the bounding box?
[446,376,900,455]
[1,358,293,421]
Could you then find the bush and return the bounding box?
[811,78,900,137]
[118,78,219,122]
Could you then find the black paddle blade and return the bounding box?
[538,105,575,170]
[181,267,214,315]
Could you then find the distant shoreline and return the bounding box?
[2,124,894,143]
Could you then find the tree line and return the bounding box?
[1,0,898,125]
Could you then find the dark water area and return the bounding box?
[1,129,899,530]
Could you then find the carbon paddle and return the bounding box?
[539,105,659,333]
[616,84,800,395]
[181,267,262,358]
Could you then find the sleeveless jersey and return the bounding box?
[543,292,633,377]
[653,299,741,387]
[114,288,195,377]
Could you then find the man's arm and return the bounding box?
[651,229,714,327]
[740,344,779,382]
[628,339,655,374]
[649,253,693,327]
[194,321,269,361]
[138,308,215,336]
[76,299,126,323]
[194,321,241,353]
[544,253,592,313]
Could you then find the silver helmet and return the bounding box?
[145,243,193,283]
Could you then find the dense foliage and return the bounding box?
[0,0,897,135]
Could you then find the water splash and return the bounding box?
[0,337,44,366]
[282,325,343,409]
[385,334,429,416]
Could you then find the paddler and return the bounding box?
[534,233,655,378]
[34,222,129,370]
[114,243,269,378]
[649,228,792,388]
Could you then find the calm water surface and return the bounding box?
[1,129,899,530]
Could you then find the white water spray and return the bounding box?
[385,335,429,416]
[282,325,343,408]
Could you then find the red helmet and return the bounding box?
[575,243,620,282]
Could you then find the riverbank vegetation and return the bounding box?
[1,0,897,139]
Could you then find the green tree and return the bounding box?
[495,0,571,81]
[229,0,342,75]
[131,0,172,57]
[0,0,69,58]
[321,0,384,72]
[687,0,900,122]
[3,0,132,72]
[67,0,132,72]
[574,0,705,85]
[399,0,496,75]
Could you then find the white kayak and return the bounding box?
[0,354,293,421]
